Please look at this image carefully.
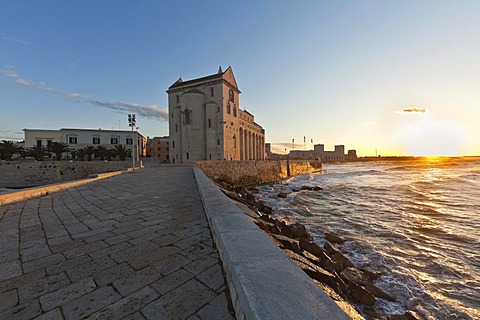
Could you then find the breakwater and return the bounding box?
[194,160,322,187]
[0,160,132,188]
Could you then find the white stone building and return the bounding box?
[167,67,265,163]
[23,128,146,158]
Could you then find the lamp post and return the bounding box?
[128,114,136,169]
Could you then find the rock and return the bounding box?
[312,186,323,191]
[280,223,294,238]
[289,223,312,240]
[299,239,324,256]
[271,234,301,253]
[365,283,395,301]
[360,268,382,281]
[292,188,301,192]
[404,311,423,320]
[324,241,340,256]
[256,202,272,215]
[323,258,343,274]
[254,219,272,232]
[283,250,340,289]
[325,232,345,244]
[300,185,323,191]
[340,267,370,286]
[246,192,258,203]
[349,282,376,306]
[331,251,355,271]
[277,192,289,198]
[268,224,281,235]
[363,306,384,318]
[260,214,272,222]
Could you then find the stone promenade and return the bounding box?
[0,166,235,320]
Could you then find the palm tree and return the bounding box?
[76,148,87,161]
[0,140,23,160]
[49,142,69,160]
[114,145,130,161]
[95,145,109,160]
[27,146,46,161]
[84,146,95,161]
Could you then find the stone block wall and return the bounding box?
[0,161,132,188]
[194,160,322,187]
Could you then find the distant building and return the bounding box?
[146,136,170,163]
[288,144,356,162]
[23,128,146,159]
[167,66,265,163]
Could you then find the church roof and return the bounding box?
[168,66,239,91]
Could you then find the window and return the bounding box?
[217,106,220,112]
[233,107,237,117]
[227,104,231,114]
[210,87,214,97]
[46,140,52,148]
[36,139,42,147]
[111,137,119,144]
[158,147,161,151]
[208,119,211,128]
[171,112,174,118]
[233,135,237,149]
[184,109,191,125]
[69,137,77,144]
[175,124,178,132]
[217,139,220,145]
[166,147,169,151]
[126,138,133,145]
[172,141,175,148]
[176,95,179,103]
[93,137,100,144]
[186,152,189,160]
[229,89,234,102]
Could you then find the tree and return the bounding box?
[76,148,87,161]
[49,142,69,160]
[84,146,95,161]
[114,145,130,161]
[0,140,23,160]
[27,146,46,161]
[95,146,110,161]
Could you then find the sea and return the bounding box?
[255,157,479,319]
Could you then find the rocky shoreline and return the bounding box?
[216,181,426,320]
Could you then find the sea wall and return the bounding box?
[194,160,322,187]
[0,160,132,188]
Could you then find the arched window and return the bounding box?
[229,89,234,102]
[233,135,237,149]
[210,87,214,97]
[184,109,191,125]
[227,104,231,114]
[233,107,237,117]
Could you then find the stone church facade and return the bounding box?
[167,67,265,163]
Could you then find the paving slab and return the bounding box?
[0,166,234,319]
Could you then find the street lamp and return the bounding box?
[128,114,136,169]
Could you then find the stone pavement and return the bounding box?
[0,166,235,320]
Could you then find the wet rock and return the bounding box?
[256,202,272,215]
[323,258,343,274]
[246,192,259,203]
[299,239,324,256]
[292,188,301,192]
[331,251,355,271]
[365,283,395,301]
[349,282,376,306]
[300,185,323,191]
[277,192,289,198]
[325,232,345,244]
[260,214,272,222]
[290,223,312,241]
[283,250,340,289]
[340,267,370,286]
[360,268,382,281]
[271,234,301,253]
[363,306,384,318]
[324,241,340,256]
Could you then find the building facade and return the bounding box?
[146,136,170,163]
[287,144,356,162]
[167,67,265,163]
[23,128,146,159]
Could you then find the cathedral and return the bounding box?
[167,67,265,163]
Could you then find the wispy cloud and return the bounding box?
[0,32,29,45]
[2,65,168,121]
[396,107,428,114]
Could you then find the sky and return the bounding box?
[1,1,479,157]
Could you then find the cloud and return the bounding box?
[396,108,428,114]
[2,66,168,121]
[0,32,29,45]
[66,93,85,99]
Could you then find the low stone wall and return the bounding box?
[0,160,132,188]
[194,160,322,187]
